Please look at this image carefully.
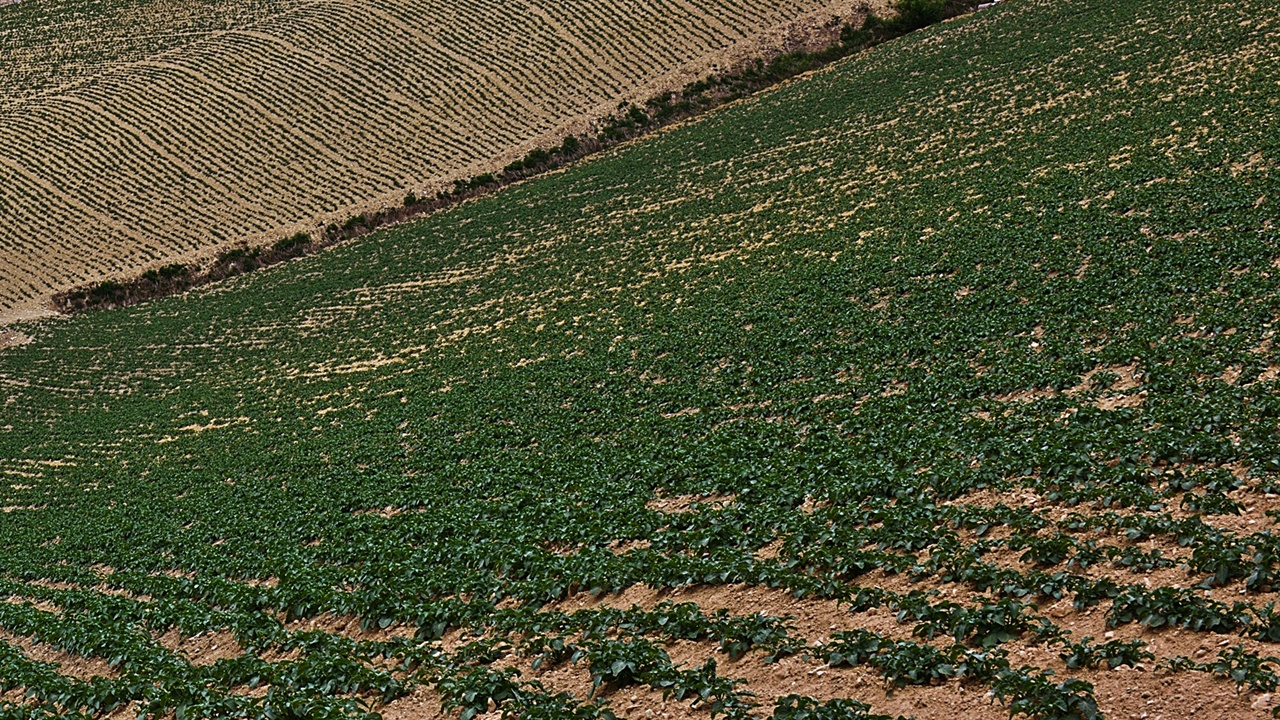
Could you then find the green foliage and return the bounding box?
[892,0,947,31]
[991,669,1099,720]
[439,667,533,720]
[1108,587,1251,633]
[1056,637,1153,670]
[1210,645,1280,693]
[586,638,670,692]
[822,630,1011,686]
[4,0,1280,715]
[273,233,312,255]
[770,695,900,720]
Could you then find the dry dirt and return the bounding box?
[377,577,1275,720]
[0,329,30,350]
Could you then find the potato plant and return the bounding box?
[0,0,1278,717]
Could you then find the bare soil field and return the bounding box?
[0,0,885,324]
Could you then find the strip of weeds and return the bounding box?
[53,0,977,315]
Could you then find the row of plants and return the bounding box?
[4,0,1279,716]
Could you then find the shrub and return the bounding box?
[892,0,947,31]
[141,263,190,284]
[272,232,311,254]
[522,149,553,169]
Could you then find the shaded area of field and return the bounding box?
[0,0,1278,717]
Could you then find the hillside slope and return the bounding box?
[1,0,1279,718]
[0,0,877,323]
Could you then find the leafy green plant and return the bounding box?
[585,638,670,693]
[991,669,1100,720]
[770,694,900,720]
[1108,587,1250,633]
[1210,645,1280,693]
[439,667,534,720]
[1056,637,1153,670]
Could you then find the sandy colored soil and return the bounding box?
[0,0,888,325]
[0,329,30,349]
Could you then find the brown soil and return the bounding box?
[647,493,737,514]
[0,629,119,680]
[157,628,244,666]
[377,619,1271,719]
[0,330,30,349]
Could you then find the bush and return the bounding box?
[892,0,947,30]
[141,263,190,284]
[272,232,311,254]
[522,149,553,169]
[88,281,127,303]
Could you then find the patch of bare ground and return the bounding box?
[514,649,722,720]
[0,629,119,680]
[354,505,408,518]
[993,387,1057,404]
[647,493,737,514]
[157,628,243,666]
[951,473,1280,538]
[103,703,144,720]
[0,329,30,349]
[286,611,417,642]
[755,538,785,560]
[547,583,913,646]
[993,362,1147,410]
[610,538,652,554]
[1253,365,1280,384]
[2,593,63,615]
[380,684,446,720]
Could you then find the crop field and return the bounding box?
[1,0,1279,717]
[0,0,879,324]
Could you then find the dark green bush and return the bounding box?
[893,0,947,31]
[272,232,311,254]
